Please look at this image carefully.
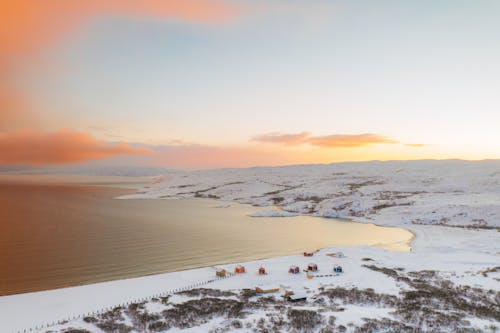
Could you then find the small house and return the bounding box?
[255,285,280,293]
[307,263,318,272]
[216,269,227,277]
[235,265,246,274]
[289,266,300,274]
[303,251,314,257]
[258,267,267,275]
[333,265,343,273]
[286,292,307,302]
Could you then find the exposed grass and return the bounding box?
[287,309,324,332]
[50,271,498,333]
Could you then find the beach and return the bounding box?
[1,222,498,332]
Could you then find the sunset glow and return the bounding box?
[1,0,499,168]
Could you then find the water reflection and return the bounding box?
[0,183,412,295]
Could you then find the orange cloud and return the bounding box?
[251,131,311,146]
[0,0,237,129]
[307,133,398,148]
[0,0,235,67]
[252,132,400,148]
[0,129,153,165]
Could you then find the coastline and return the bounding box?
[0,188,411,296]
[0,196,414,331]
[1,207,498,332]
[0,196,414,296]
[2,160,499,332]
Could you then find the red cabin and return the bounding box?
[303,251,314,257]
[289,266,300,274]
[235,265,246,274]
[307,263,318,272]
[258,267,267,275]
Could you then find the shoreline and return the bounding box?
[1,222,497,332]
[0,195,417,331]
[0,198,414,297]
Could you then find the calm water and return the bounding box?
[0,182,413,295]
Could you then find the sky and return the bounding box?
[1,0,499,169]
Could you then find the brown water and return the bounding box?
[0,182,412,296]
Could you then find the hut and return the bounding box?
[303,251,314,257]
[333,265,343,273]
[288,266,300,274]
[307,263,318,272]
[235,265,246,274]
[216,269,227,277]
[258,267,267,275]
[285,292,307,302]
[255,285,280,293]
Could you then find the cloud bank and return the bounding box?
[0,130,153,165]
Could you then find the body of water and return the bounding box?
[0,181,412,295]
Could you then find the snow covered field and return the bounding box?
[122,160,500,229]
[1,160,499,332]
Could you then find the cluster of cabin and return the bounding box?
[216,263,343,277]
[212,250,348,306]
[214,250,345,278]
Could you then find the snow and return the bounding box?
[120,160,500,229]
[0,268,217,332]
[1,160,499,332]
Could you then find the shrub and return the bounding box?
[287,309,323,332]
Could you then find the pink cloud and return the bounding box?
[252,131,401,148]
[307,133,398,148]
[0,129,153,165]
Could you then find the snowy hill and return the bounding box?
[122,160,500,229]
